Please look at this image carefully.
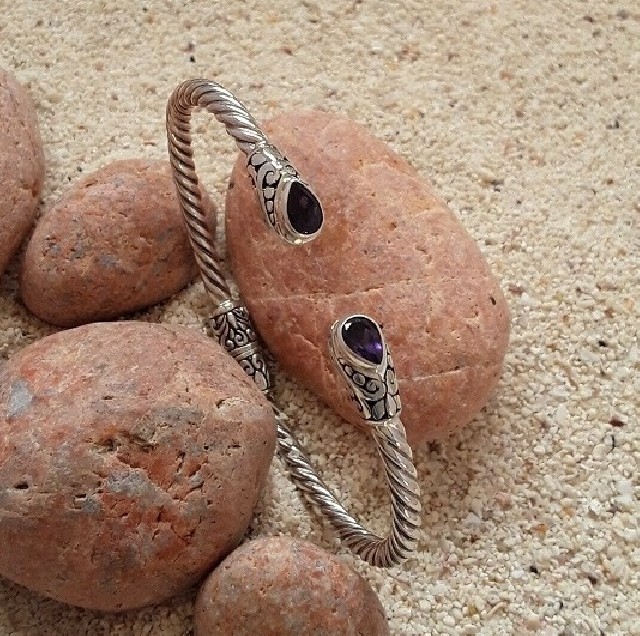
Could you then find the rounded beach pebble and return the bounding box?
[0,321,275,611]
[226,111,510,446]
[21,159,202,327]
[195,536,389,636]
[0,67,45,276]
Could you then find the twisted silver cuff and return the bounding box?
[166,79,421,567]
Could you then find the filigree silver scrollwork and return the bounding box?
[246,142,322,245]
[208,300,271,393]
[329,316,402,423]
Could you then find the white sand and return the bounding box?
[0,1,638,634]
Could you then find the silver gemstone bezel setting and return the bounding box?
[247,142,323,245]
[329,314,402,423]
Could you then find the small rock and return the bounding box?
[195,536,389,636]
[0,322,275,611]
[0,68,45,276]
[524,611,541,629]
[226,111,510,445]
[21,159,205,327]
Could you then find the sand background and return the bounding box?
[0,0,638,634]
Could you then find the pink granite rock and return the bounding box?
[0,322,275,611]
[195,536,389,636]
[20,159,204,327]
[0,68,45,276]
[225,111,510,446]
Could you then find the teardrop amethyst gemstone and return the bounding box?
[286,181,323,235]
[341,316,384,365]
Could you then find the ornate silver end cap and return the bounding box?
[329,315,401,423]
[247,144,323,245]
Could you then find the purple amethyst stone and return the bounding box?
[341,316,384,365]
[286,181,323,235]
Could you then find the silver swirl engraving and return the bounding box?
[246,143,321,244]
[335,352,401,422]
[329,315,401,422]
[208,302,271,394]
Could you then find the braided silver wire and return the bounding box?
[275,409,421,567]
[166,79,421,567]
[166,80,267,302]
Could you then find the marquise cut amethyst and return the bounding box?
[286,181,323,235]
[341,316,384,365]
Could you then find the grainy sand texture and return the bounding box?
[0,1,638,634]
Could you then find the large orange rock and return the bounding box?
[226,111,510,446]
[0,67,45,275]
[21,159,202,327]
[0,322,275,611]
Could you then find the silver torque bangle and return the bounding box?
[166,79,421,567]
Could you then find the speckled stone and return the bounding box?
[0,68,45,276]
[226,111,510,446]
[20,159,205,327]
[0,322,275,611]
[195,536,389,636]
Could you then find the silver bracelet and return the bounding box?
[166,80,421,567]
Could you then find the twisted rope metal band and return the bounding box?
[275,409,420,567]
[166,80,272,389]
[165,79,421,567]
[166,80,263,301]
